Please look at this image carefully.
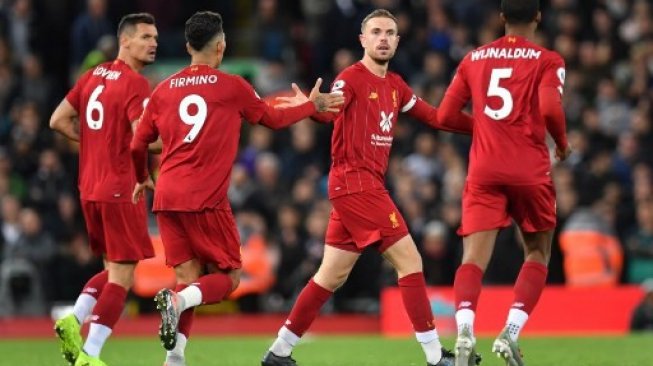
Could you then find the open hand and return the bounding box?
[308,78,344,113]
[274,83,309,109]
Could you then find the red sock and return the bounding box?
[398,272,435,332]
[197,273,233,304]
[512,261,548,314]
[454,263,484,312]
[285,279,333,337]
[82,270,109,299]
[91,282,127,328]
[176,284,194,338]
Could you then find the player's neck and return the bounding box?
[505,24,536,41]
[191,55,220,69]
[360,57,389,78]
[117,54,144,73]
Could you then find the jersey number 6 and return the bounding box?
[179,94,207,143]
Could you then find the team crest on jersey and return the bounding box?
[389,212,399,229]
[508,36,517,43]
[392,90,397,108]
[369,91,378,100]
[380,111,393,133]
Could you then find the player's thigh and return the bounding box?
[100,201,154,262]
[506,182,557,233]
[325,208,364,254]
[314,244,360,291]
[330,190,409,251]
[381,234,423,278]
[156,211,195,267]
[188,208,242,271]
[458,182,511,236]
[80,200,106,257]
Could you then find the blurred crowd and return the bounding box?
[1,0,653,316]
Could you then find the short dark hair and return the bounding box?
[185,11,224,52]
[117,13,155,37]
[361,9,398,33]
[501,0,539,24]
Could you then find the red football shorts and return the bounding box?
[325,189,409,253]
[81,199,154,262]
[156,208,242,270]
[458,181,557,236]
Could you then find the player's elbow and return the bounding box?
[436,108,455,129]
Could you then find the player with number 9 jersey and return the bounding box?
[129,12,344,363]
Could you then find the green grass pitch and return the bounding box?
[1,334,651,365]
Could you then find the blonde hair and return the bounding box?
[361,9,398,33]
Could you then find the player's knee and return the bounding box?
[228,271,241,292]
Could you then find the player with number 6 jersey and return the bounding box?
[129,11,343,366]
[437,1,570,365]
[49,13,158,366]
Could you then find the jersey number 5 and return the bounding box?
[179,94,207,143]
[484,68,513,121]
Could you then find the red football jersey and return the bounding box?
[326,62,417,198]
[445,35,566,185]
[66,59,150,202]
[134,64,269,212]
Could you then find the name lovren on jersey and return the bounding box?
[470,47,542,62]
[169,74,218,88]
[92,66,122,80]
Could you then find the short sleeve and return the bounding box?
[65,71,92,112]
[444,57,471,103]
[134,92,159,144]
[235,76,266,124]
[126,76,151,123]
[540,52,566,95]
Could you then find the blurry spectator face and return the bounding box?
[593,9,613,36]
[333,49,355,74]
[556,188,578,217]
[579,42,597,67]
[581,108,600,130]
[13,0,31,17]
[636,199,653,229]
[553,165,575,189]
[590,151,612,175]
[631,110,651,136]
[22,54,42,79]
[306,210,327,238]
[18,207,41,235]
[360,15,399,63]
[278,205,300,230]
[58,194,77,221]
[88,0,107,18]
[292,178,316,204]
[230,164,250,187]
[1,195,21,222]
[557,12,580,35]
[423,52,447,78]
[617,132,638,159]
[258,0,278,21]
[422,220,447,258]
[249,125,273,150]
[441,201,461,227]
[255,153,280,187]
[291,120,315,152]
[0,149,11,174]
[39,149,60,172]
[597,79,618,101]
[554,34,577,62]
[415,133,436,156]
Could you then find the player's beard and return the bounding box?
[370,52,393,66]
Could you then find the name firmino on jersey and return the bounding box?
[471,47,542,61]
[169,75,218,88]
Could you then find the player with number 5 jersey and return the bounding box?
[437,1,571,365]
[129,11,343,366]
[49,13,158,366]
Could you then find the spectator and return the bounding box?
[70,0,112,69]
[630,279,653,332]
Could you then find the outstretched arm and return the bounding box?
[49,99,80,142]
[259,78,344,129]
[408,97,473,135]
